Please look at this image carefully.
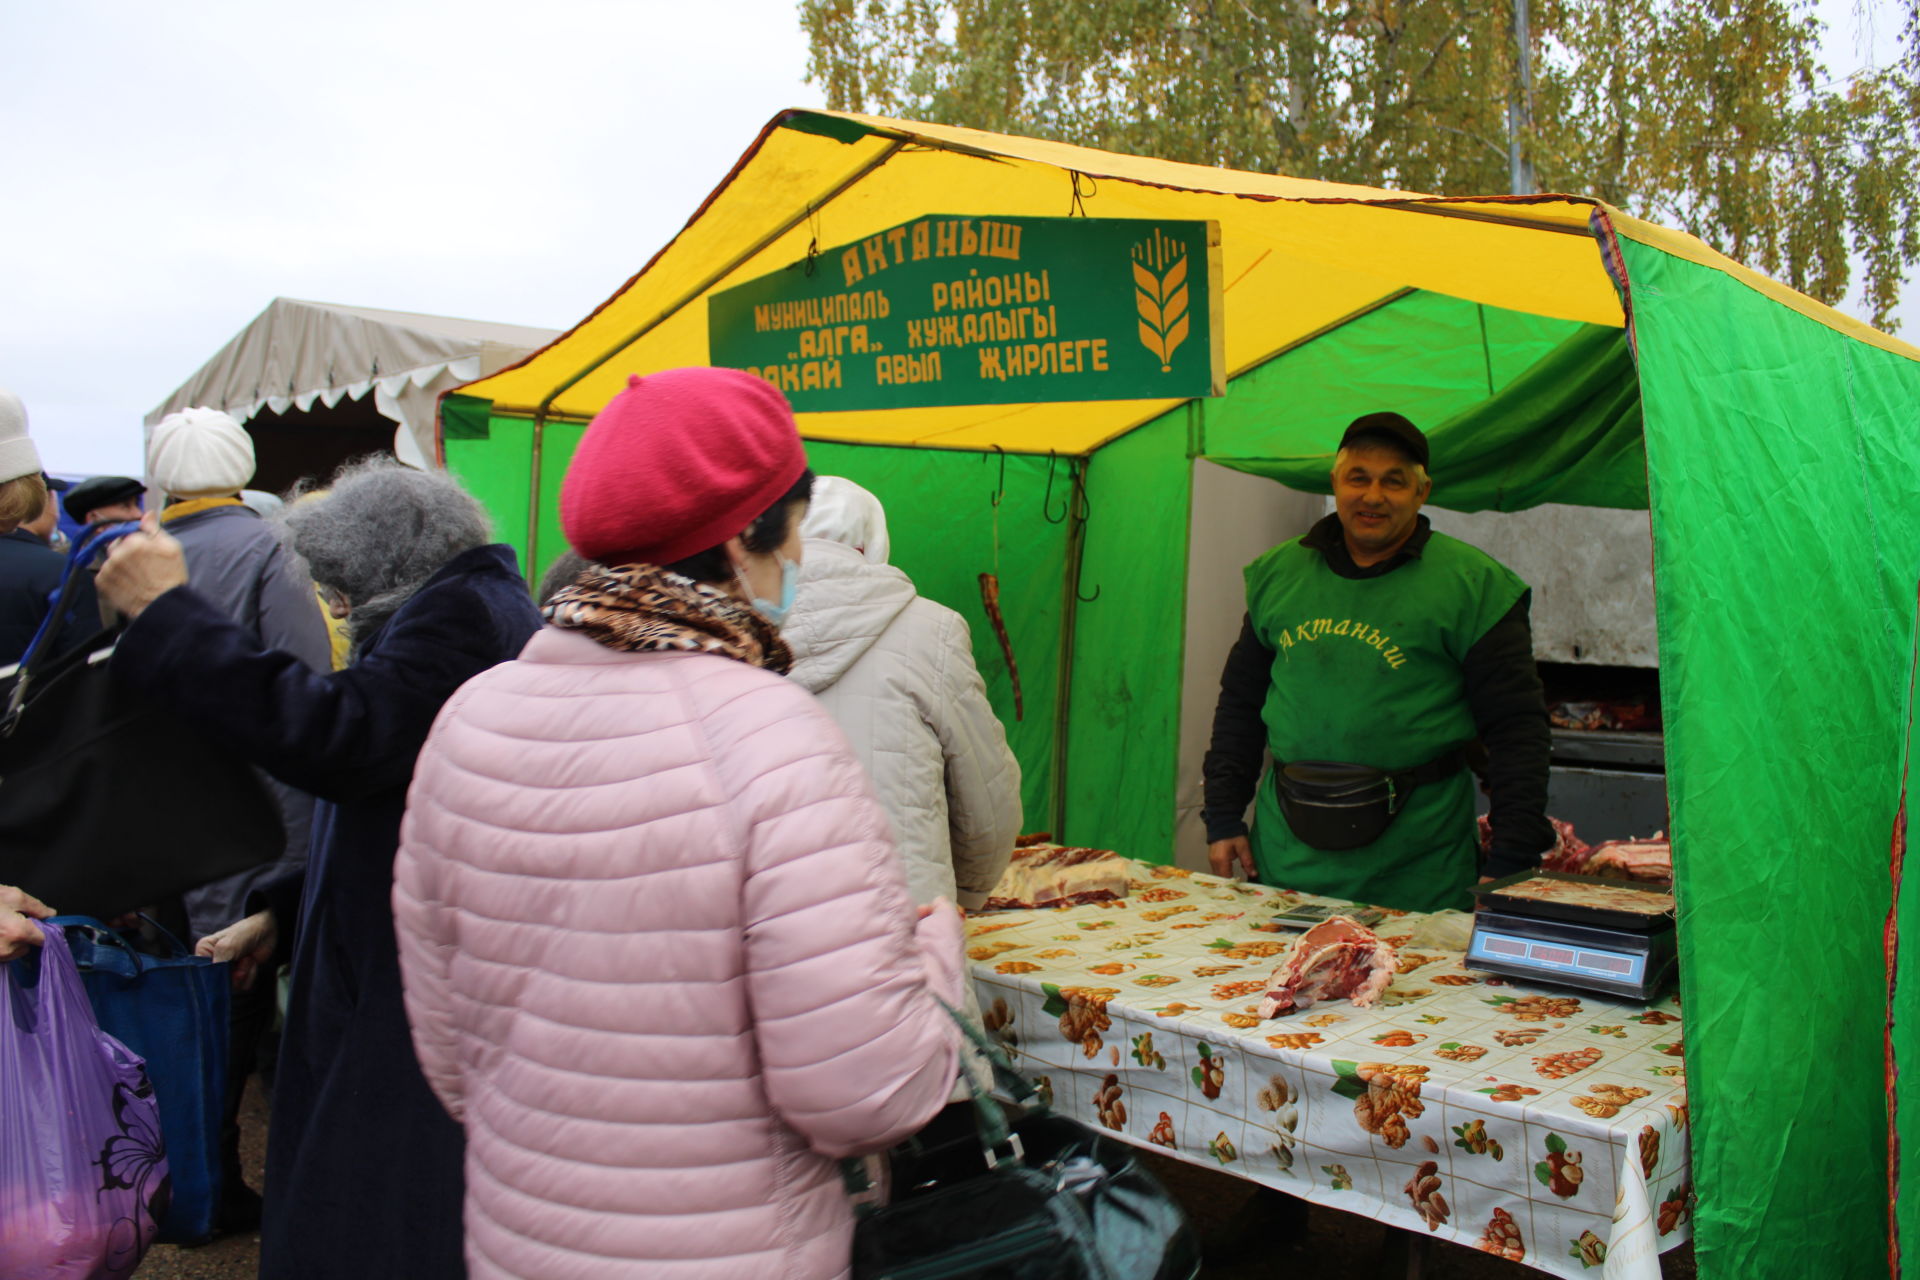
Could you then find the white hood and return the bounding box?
[783,539,917,693]
[800,476,891,564]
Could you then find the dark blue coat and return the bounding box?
[113,544,543,1279]
[0,526,100,666]
[163,501,332,939]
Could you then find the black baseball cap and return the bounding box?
[63,475,145,523]
[1338,412,1429,468]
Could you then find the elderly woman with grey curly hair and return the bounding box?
[97,457,542,1280]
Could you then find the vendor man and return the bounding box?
[1202,412,1552,912]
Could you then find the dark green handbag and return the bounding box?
[848,1006,1202,1280]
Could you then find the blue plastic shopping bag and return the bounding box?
[0,922,168,1279]
[54,916,229,1244]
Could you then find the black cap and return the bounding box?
[1338,412,1429,468]
[63,475,145,523]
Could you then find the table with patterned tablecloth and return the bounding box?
[965,860,1692,1279]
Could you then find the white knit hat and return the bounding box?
[148,407,255,498]
[0,388,43,485]
[799,475,891,564]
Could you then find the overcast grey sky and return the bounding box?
[2,0,820,475]
[1,0,1910,477]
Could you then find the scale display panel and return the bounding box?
[1469,929,1648,985]
[1466,909,1676,1002]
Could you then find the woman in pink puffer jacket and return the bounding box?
[393,369,964,1280]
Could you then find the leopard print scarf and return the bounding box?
[542,561,793,674]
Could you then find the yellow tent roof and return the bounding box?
[459,109,1918,456]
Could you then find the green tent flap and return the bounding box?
[1896,605,1919,1280]
[1062,411,1190,856]
[1193,289,1572,491]
[443,412,532,576]
[1625,237,1920,1279]
[441,393,493,441]
[1215,320,1646,512]
[802,441,1071,832]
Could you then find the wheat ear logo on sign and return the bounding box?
[1132,229,1190,372]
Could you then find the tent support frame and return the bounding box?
[520,138,912,570]
[1052,455,1094,836]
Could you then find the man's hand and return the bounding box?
[0,884,55,962]
[196,909,278,991]
[96,513,188,619]
[1208,836,1256,881]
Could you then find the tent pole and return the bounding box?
[512,141,909,562]
[530,139,911,417]
[1373,202,1589,236]
[526,409,547,578]
[1052,456,1093,837]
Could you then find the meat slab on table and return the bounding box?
[1582,834,1672,884]
[1478,813,1671,883]
[1258,916,1398,1018]
[983,843,1130,910]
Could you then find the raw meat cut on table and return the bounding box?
[1489,874,1675,915]
[983,843,1130,910]
[1542,817,1594,874]
[1258,916,1398,1018]
[1583,834,1672,884]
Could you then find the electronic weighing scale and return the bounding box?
[1467,871,1678,1002]
[1270,903,1386,931]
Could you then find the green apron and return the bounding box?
[1245,530,1527,913]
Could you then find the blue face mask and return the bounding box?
[740,554,800,628]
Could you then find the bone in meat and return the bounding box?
[1258,916,1398,1018]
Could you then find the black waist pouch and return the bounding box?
[1274,750,1465,851]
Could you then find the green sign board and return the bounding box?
[707,215,1224,413]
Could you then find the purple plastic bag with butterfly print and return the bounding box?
[1,922,167,1279]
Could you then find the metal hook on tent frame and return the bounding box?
[984,444,1007,507]
[1042,452,1069,523]
[803,202,822,277]
[1069,462,1098,602]
[1068,171,1097,218]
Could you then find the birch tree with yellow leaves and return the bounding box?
[801,0,1920,326]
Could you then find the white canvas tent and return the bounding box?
[148,297,556,483]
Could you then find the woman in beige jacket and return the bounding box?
[782,477,1022,913]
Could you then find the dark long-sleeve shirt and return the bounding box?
[1202,515,1553,876]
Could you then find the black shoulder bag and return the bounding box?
[0,524,285,919]
[847,1003,1202,1280]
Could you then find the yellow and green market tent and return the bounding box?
[445,109,1920,1278]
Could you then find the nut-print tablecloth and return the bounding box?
[966,861,1692,1279]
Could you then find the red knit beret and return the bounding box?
[560,368,809,567]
